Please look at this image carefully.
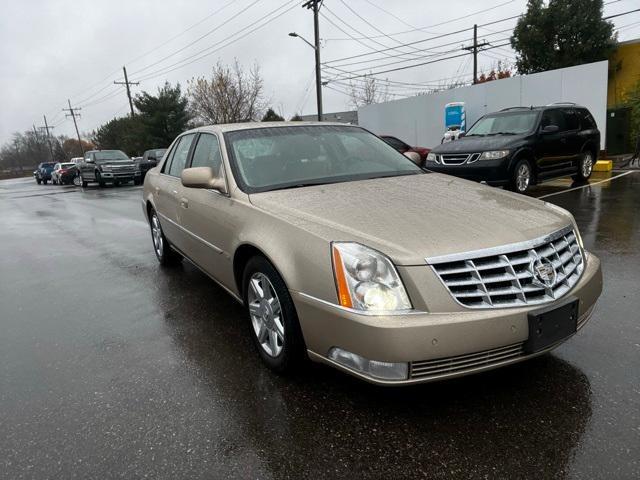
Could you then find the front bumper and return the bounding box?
[293,252,602,385]
[100,171,141,181]
[425,157,512,185]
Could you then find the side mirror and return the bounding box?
[541,125,560,134]
[403,151,422,165]
[458,132,466,138]
[181,166,227,193]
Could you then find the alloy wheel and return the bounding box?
[516,163,531,192]
[247,272,284,357]
[151,213,164,258]
[582,153,593,177]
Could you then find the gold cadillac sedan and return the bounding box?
[142,122,602,385]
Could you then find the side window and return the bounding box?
[168,134,195,177]
[384,137,405,150]
[190,134,223,174]
[563,109,579,131]
[578,109,596,130]
[161,143,178,174]
[541,110,566,131]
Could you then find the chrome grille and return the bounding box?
[439,153,480,165]
[410,343,524,379]
[429,227,584,309]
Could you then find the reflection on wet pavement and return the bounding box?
[0,174,638,479]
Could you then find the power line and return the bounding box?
[128,0,263,77]
[323,0,517,40]
[321,6,425,62]
[130,0,300,83]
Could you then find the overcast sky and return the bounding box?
[1,0,638,145]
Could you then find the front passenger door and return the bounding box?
[180,133,237,288]
[155,134,196,253]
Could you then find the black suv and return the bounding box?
[426,104,600,193]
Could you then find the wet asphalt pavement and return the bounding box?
[0,172,639,479]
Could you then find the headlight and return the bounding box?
[331,242,412,313]
[479,150,510,160]
[100,165,111,171]
[426,152,437,162]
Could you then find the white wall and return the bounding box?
[358,61,608,150]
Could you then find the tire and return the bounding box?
[509,159,533,194]
[43,179,48,185]
[36,179,41,185]
[573,151,594,182]
[114,181,120,187]
[96,171,105,188]
[242,256,306,373]
[148,208,182,266]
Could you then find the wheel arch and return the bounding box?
[233,243,280,302]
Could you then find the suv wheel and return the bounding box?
[36,178,41,185]
[510,159,532,194]
[242,256,306,373]
[574,151,594,181]
[149,208,182,266]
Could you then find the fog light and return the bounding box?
[328,347,408,381]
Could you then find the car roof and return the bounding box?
[498,103,588,113]
[182,121,359,135]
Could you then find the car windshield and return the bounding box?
[150,149,166,158]
[60,163,74,168]
[42,163,55,168]
[94,150,129,162]
[466,111,539,136]
[225,125,423,193]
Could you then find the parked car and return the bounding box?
[142,122,602,385]
[425,104,600,193]
[77,150,141,187]
[380,135,430,164]
[134,148,167,184]
[51,162,77,185]
[34,162,55,184]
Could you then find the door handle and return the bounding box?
[171,189,178,196]
[180,197,189,209]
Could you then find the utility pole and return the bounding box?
[40,115,55,162]
[114,66,139,117]
[63,99,84,156]
[462,24,489,84]
[302,0,323,121]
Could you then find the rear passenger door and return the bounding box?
[155,133,196,253]
[537,109,569,174]
[179,133,236,288]
[561,108,582,166]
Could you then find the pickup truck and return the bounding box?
[77,150,141,188]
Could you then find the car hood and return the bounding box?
[99,160,136,166]
[248,173,571,265]
[431,134,527,153]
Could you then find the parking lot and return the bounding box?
[0,171,638,479]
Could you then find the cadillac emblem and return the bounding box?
[531,257,557,288]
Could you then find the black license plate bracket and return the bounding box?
[524,298,579,354]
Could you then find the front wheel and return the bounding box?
[509,159,533,194]
[36,179,41,185]
[42,179,48,185]
[573,152,594,182]
[96,171,105,188]
[242,256,306,373]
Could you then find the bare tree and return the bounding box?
[348,75,390,108]
[187,61,266,125]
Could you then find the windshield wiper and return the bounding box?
[487,131,517,136]
[465,133,485,137]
